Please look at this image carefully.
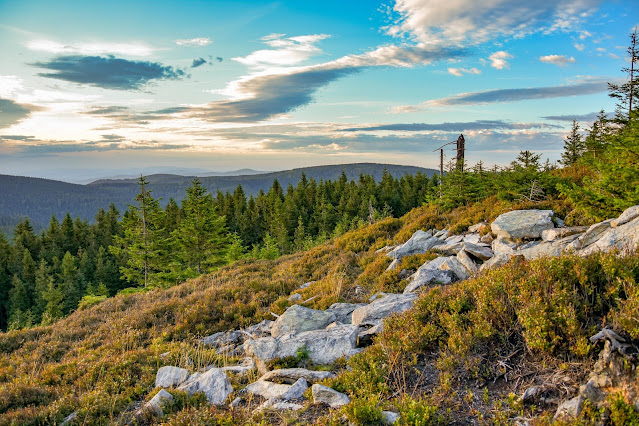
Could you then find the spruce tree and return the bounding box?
[110,176,165,287]
[60,251,81,314]
[560,120,585,166]
[608,28,638,124]
[8,275,30,329]
[41,278,64,326]
[172,178,229,278]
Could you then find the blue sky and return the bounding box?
[0,0,636,182]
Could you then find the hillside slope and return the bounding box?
[1,198,638,424]
[0,163,436,232]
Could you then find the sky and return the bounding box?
[0,0,637,183]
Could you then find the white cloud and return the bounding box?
[489,51,513,69]
[175,37,212,47]
[448,67,481,77]
[574,43,585,51]
[539,54,576,66]
[232,34,330,68]
[26,40,155,56]
[0,75,24,98]
[579,30,592,39]
[385,0,601,45]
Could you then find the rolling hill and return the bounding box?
[0,163,436,233]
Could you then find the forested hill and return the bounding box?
[0,163,436,233]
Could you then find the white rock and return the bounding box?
[479,254,513,271]
[462,242,493,260]
[579,216,639,256]
[444,234,464,245]
[519,235,580,260]
[492,237,519,255]
[326,303,365,324]
[271,304,336,338]
[383,411,401,424]
[220,357,256,375]
[541,226,588,242]
[554,395,584,419]
[300,281,315,289]
[258,398,305,411]
[312,384,351,408]
[259,368,336,384]
[611,205,639,227]
[351,293,417,326]
[385,258,401,272]
[403,267,455,294]
[155,366,190,388]
[491,210,555,240]
[432,242,464,256]
[201,330,242,347]
[468,222,487,233]
[438,256,470,280]
[244,324,361,373]
[462,233,481,244]
[457,250,478,275]
[178,368,233,405]
[387,230,442,260]
[245,380,294,400]
[288,293,302,302]
[145,389,174,417]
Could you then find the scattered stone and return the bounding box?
[259,368,336,384]
[369,292,387,302]
[144,389,174,417]
[312,384,351,408]
[245,324,361,373]
[383,411,400,424]
[479,254,513,271]
[462,242,494,260]
[231,397,242,408]
[358,323,383,346]
[480,233,494,244]
[245,380,294,400]
[60,412,77,426]
[579,215,639,256]
[376,245,397,254]
[611,205,639,227]
[288,293,302,302]
[569,219,613,250]
[244,320,274,338]
[403,267,455,294]
[271,305,336,338]
[434,229,450,239]
[351,293,417,326]
[387,230,442,260]
[492,237,519,255]
[300,281,315,289]
[456,250,478,275]
[326,303,365,324]
[437,256,470,281]
[468,222,487,233]
[220,357,256,375]
[258,398,305,411]
[518,235,580,260]
[554,395,584,420]
[178,368,233,405]
[385,258,401,272]
[155,366,190,388]
[491,209,555,240]
[462,233,481,244]
[444,235,464,245]
[159,352,170,359]
[432,241,464,256]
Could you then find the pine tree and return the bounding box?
[33,259,51,318]
[110,176,165,287]
[560,120,585,166]
[60,251,81,314]
[0,233,12,329]
[584,110,611,160]
[8,275,30,329]
[608,28,638,124]
[41,278,64,326]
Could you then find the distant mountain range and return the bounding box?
[0,163,437,234]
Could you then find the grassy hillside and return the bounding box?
[4,195,637,424]
[0,163,436,233]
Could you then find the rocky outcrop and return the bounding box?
[245,377,307,400]
[579,214,639,256]
[403,268,455,294]
[271,304,336,337]
[311,384,350,408]
[351,293,417,326]
[155,366,189,388]
[244,323,360,373]
[491,209,555,240]
[387,230,442,260]
[141,389,173,417]
[177,368,233,405]
[326,303,365,324]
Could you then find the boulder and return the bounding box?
[518,235,580,260]
[434,229,450,239]
[326,303,365,324]
[178,368,233,405]
[351,293,417,326]
[462,233,481,244]
[271,305,336,338]
[358,323,383,346]
[579,216,639,256]
[432,242,464,256]
[155,366,190,388]
[403,267,455,294]
[611,205,639,227]
[541,226,588,242]
[492,237,519,255]
[385,258,401,271]
[312,384,350,408]
[468,222,487,233]
[383,411,401,424]
[444,235,464,245]
[259,368,336,384]
[299,281,315,289]
[554,395,584,420]
[387,230,442,260]
[479,254,513,271]
[456,250,478,275]
[220,357,256,375]
[244,324,360,373]
[462,242,493,260]
[437,256,470,281]
[568,219,613,250]
[491,209,555,240]
[288,293,302,302]
[245,377,307,400]
[479,233,494,244]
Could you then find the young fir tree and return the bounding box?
[110,176,165,288]
[8,275,30,329]
[560,120,585,166]
[584,110,611,160]
[60,251,82,314]
[41,278,64,326]
[0,233,12,329]
[172,178,229,278]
